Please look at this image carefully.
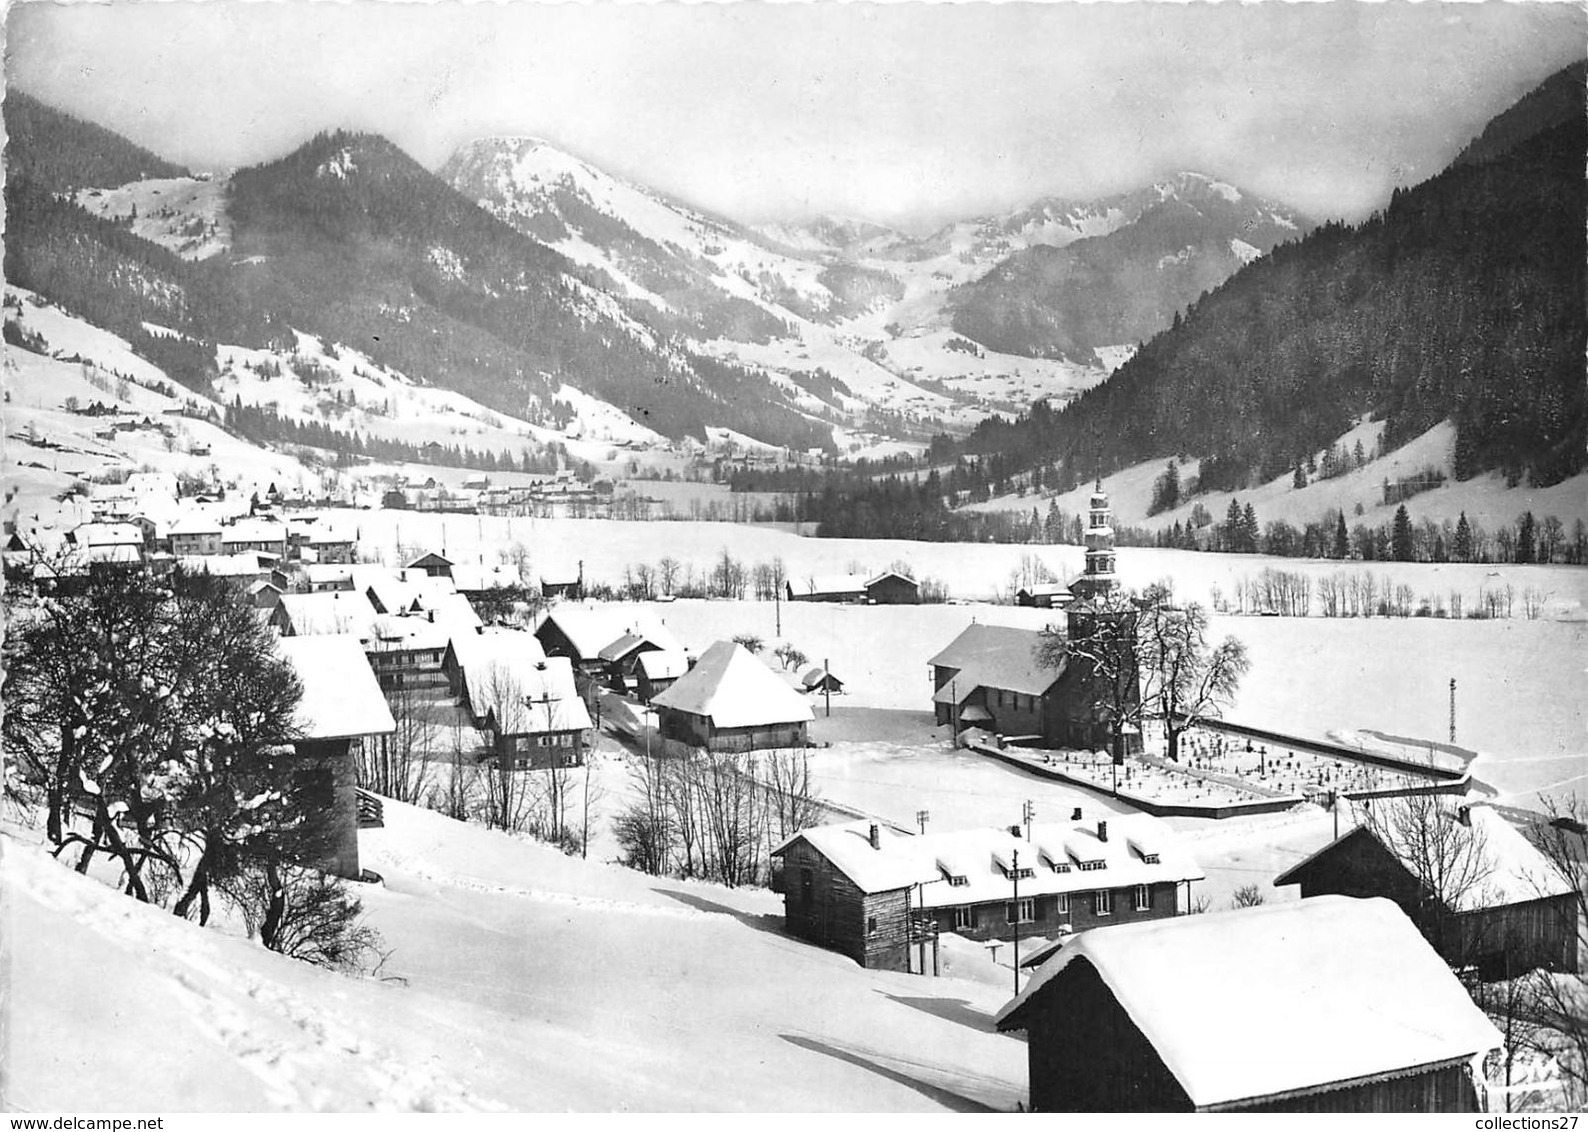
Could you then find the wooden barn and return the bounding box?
[1016,583,1073,609]
[535,607,682,685]
[771,815,1202,970]
[275,635,397,880]
[995,897,1502,1113]
[862,570,920,605]
[801,665,844,694]
[1274,803,1579,977]
[785,573,867,604]
[635,649,690,703]
[406,550,454,579]
[652,640,812,752]
[770,822,925,971]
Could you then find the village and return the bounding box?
[4,463,1583,1114]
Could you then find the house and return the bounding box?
[771,814,1202,970]
[354,568,418,616]
[539,566,583,600]
[801,665,844,694]
[449,562,521,598]
[169,513,224,556]
[67,522,145,564]
[220,518,288,558]
[364,615,452,695]
[307,528,355,564]
[246,580,283,611]
[275,635,397,880]
[1274,803,1579,977]
[929,622,1139,755]
[1017,583,1073,609]
[635,649,690,703]
[652,640,813,752]
[994,897,1502,1113]
[406,551,453,579]
[471,655,593,770]
[176,553,274,586]
[271,591,378,640]
[862,570,920,605]
[445,628,548,712]
[303,563,357,593]
[534,607,681,682]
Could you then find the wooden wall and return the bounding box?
[777,840,911,970]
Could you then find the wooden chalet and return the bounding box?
[307,528,356,564]
[364,614,451,694]
[444,627,546,707]
[275,635,397,879]
[1274,803,1579,977]
[771,814,1202,971]
[303,563,357,592]
[995,897,1502,1113]
[801,665,844,694]
[270,590,378,640]
[220,518,289,558]
[169,514,223,556]
[1017,583,1073,609]
[539,566,583,600]
[862,571,920,605]
[534,606,681,684]
[469,656,593,770]
[635,649,690,703]
[929,622,1139,755]
[652,640,812,752]
[406,550,454,578]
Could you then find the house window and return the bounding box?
[947,874,969,887]
[1006,898,1035,924]
[1134,884,1151,912]
[1078,860,1106,872]
[867,916,878,935]
[1094,889,1112,916]
[954,906,975,931]
[800,867,813,898]
[1057,893,1070,915]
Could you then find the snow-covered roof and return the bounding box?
[449,563,519,592]
[274,591,378,640]
[652,641,813,728]
[864,570,917,588]
[538,606,682,661]
[303,563,355,585]
[405,551,453,568]
[221,518,287,544]
[1276,803,1575,912]
[307,527,354,545]
[351,566,418,615]
[636,649,690,681]
[176,553,267,578]
[790,573,867,598]
[800,665,840,689]
[69,522,143,547]
[929,624,1060,701]
[996,896,1502,1109]
[276,635,395,740]
[169,512,224,536]
[471,656,592,736]
[369,614,451,652]
[772,821,938,895]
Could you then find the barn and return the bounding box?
[635,649,690,703]
[863,571,920,605]
[652,640,812,752]
[1016,583,1073,609]
[275,635,397,880]
[1273,803,1579,977]
[995,897,1502,1113]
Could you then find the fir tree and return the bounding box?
[1453,512,1473,562]
[1391,504,1415,561]
[1516,511,1537,565]
[1333,511,1350,559]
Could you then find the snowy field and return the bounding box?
[2,798,1027,1112]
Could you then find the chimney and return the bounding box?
[1071,807,1083,821]
[1097,820,1109,843]
[1456,805,1471,827]
[868,824,880,850]
[1008,825,1022,839]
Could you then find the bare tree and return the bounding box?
[657,556,680,597]
[1137,585,1251,763]
[1036,586,1146,761]
[1517,796,1588,1109]
[357,678,438,804]
[762,747,823,850]
[1362,794,1495,962]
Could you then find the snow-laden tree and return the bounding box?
[1136,587,1250,763]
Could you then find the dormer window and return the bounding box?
[1140,852,1160,865]
[1078,860,1106,872]
[947,874,969,887]
[1002,865,1034,880]
[1051,861,1072,874]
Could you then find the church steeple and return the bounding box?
[1073,478,1118,601]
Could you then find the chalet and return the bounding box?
[307,528,355,565]
[635,649,690,703]
[271,590,378,641]
[444,627,547,707]
[177,553,275,586]
[539,566,583,600]
[471,656,593,770]
[771,814,1202,971]
[1017,583,1073,609]
[364,615,451,695]
[1274,803,1579,977]
[535,607,681,683]
[169,514,224,556]
[67,522,144,564]
[862,570,920,605]
[652,640,813,752]
[598,630,679,692]
[304,563,357,593]
[995,897,1502,1113]
[449,562,520,598]
[930,622,1139,755]
[220,518,288,558]
[355,566,419,615]
[801,665,844,695]
[247,580,284,611]
[406,551,454,578]
[275,635,397,880]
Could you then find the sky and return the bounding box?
[7,1,1584,231]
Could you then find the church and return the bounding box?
[930,482,1143,755]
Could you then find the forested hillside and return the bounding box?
[3,91,189,192]
[961,65,1586,492]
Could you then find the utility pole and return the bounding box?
[916,809,930,835]
[1449,678,1457,743]
[824,656,831,718]
[1011,847,1021,997]
[1022,799,1035,841]
[775,582,781,637]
